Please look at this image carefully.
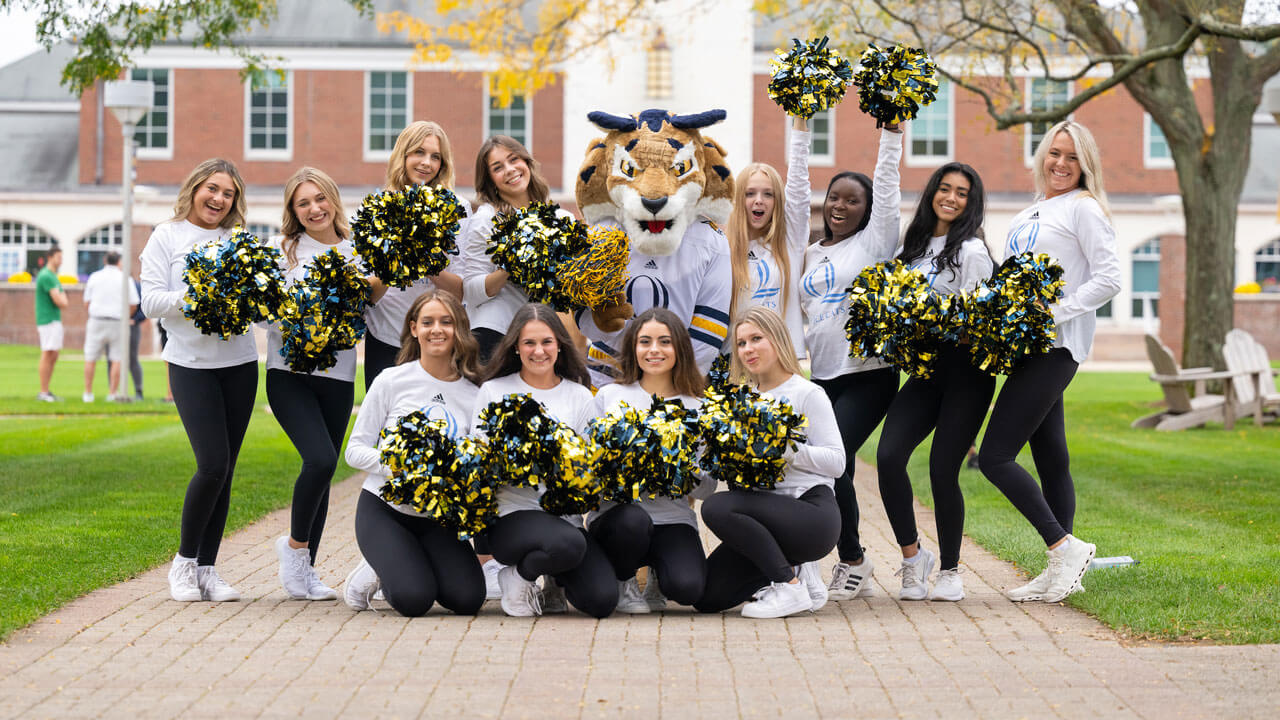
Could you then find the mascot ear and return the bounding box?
[575,136,612,224]
[697,136,734,226]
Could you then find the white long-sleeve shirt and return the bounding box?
[265,234,359,383]
[84,264,139,319]
[139,219,258,369]
[583,382,713,529]
[800,129,903,380]
[758,374,845,498]
[900,236,993,298]
[1002,189,1121,363]
[344,360,479,516]
[457,203,530,334]
[470,373,596,523]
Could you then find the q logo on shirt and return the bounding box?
[751,261,780,305]
[802,259,844,305]
[1006,220,1040,255]
[626,274,672,312]
[422,404,461,438]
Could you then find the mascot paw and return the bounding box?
[592,300,634,334]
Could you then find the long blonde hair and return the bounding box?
[1031,120,1111,218]
[729,306,803,384]
[474,135,550,214]
[726,163,791,325]
[385,121,456,191]
[171,159,246,230]
[280,167,350,269]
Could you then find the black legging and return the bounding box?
[978,348,1078,546]
[587,503,707,606]
[876,342,995,570]
[474,327,505,365]
[812,367,899,563]
[170,360,258,566]
[488,510,618,618]
[363,335,399,393]
[354,490,485,616]
[128,321,143,397]
[266,369,353,564]
[694,485,840,613]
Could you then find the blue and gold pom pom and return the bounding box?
[768,36,854,118]
[560,225,630,311]
[279,249,371,374]
[182,227,287,339]
[852,43,939,127]
[588,395,702,503]
[706,353,735,394]
[959,252,1065,375]
[844,260,944,378]
[487,202,593,313]
[351,184,465,289]
[698,385,807,492]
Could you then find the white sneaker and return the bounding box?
[305,565,338,601]
[797,561,828,612]
[742,580,813,619]
[642,567,667,611]
[275,535,311,599]
[616,577,650,614]
[540,575,568,613]
[482,558,503,600]
[1006,558,1053,602]
[929,568,964,601]
[196,566,241,602]
[498,566,541,617]
[82,392,94,403]
[827,556,874,601]
[344,558,380,611]
[895,548,936,601]
[1042,535,1096,603]
[168,555,201,602]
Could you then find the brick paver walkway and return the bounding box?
[3,461,1277,719]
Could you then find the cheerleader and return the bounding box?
[724,113,811,358]
[265,167,362,600]
[586,308,711,613]
[363,121,466,392]
[341,290,486,616]
[798,122,904,600]
[142,159,256,602]
[457,135,553,362]
[875,163,994,602]
[475,304,617,618]
[694,307,844,618]
[979,120,1120,603]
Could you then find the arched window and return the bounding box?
[246,223,279,240]
[76,223,124,281]
[0,220,58,279]
[1132,237,1160,319]
[1256,238,1280,291]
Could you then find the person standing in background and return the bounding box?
[128,275,146,402]
[35,246,68,402]
[82,251,139,402]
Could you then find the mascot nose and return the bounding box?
[641,197,668,216]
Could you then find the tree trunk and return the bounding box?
[1177,169,1238,370]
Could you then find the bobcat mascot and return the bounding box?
[575,108,734,386]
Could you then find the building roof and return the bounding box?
[0,112,79,191]
[0,43,77,102]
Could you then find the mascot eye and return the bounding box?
[620,158,638,178]
[672,159,693,177]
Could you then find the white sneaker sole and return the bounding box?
[742,597,813,619]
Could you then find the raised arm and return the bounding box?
[862,126,905,262]
[784,115,813,262]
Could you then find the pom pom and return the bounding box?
[959,252,1066,375]
[698,385,807,492]
[182,227,287,339]
[852,43,940,127]
[706,353,735,394]
[377,412,498,539]
[844,260,944,378]
[560,225,630,310]
[588,395,703,503]
[278,249,371,374]
[487,202,592,312]
[767,36,854,118]
[351,185,465,289]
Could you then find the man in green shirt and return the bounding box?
[35,247,68,401]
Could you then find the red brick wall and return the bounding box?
[0,285,156,355]
[1159,233,1188,356]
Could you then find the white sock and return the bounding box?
[904,552,924,565]
[173,553,196,564]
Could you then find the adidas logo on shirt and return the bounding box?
[644,259,659,269]
[1030,211,1040,220]
[818,256,831,265]
[747,250,758,260]
[431,393,445,403]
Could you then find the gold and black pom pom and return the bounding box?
[351,184,465,289]
[588,395,702,503]
[959,252,1065,375]
[487,202,592,312]
[844,260,944,378]
[698,385,807,492]
[767,36,854,118]
[278,249,371,374]
[852,43,939,127]
[560,225,630,311]
[706,353,735,394]
[182,227,287,339]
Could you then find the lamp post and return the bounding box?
[103,79,153,391]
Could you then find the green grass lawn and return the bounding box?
[0,344,365,641]
[859,371,1280,644]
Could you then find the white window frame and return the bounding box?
[243,70,294,161]
[906,78,953,167]
[1255,238,1280,285]
[75,223,124,281]
[1131,237,1161,322]
[0,220,58,278]
[1143,113,1174,169]
[363,70,413,163]
[482,82,532,150]
[1024,78,1072,164]
[131,68,174,161]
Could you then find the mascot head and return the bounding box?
[576,108,733,257]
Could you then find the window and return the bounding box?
[486,90,529,148]
[76,223,123,282]
[1132,237,1160,319]
[1256,238,1280,290]
[808,108,833,165]
[366,71,411,159]
[130,68,172,158]
[245,223,280,241]
[908,79,951,163]
[0,220,58,278]
[646,30,672,99]
[1026,78,1071,160]
[245,71,291,159]
[1144,114,1173,168]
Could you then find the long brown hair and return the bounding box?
[482,303,591,387]
[280,166,350,269]
[385,120,456,191]
[616,307,706,397]
[726,163,791,324]
[394,289,481,384]
[474,135,550,214]
[171,158,246,230]
[729,306,803,385]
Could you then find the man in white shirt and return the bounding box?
[82,251,140,402]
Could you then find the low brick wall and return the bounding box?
[1,284,157,355]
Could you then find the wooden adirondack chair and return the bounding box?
[1133,334,1233,431]
[1222,329,1280,426]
